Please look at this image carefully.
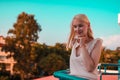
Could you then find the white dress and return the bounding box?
[70,38,102,80]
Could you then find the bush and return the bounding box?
[39,53,67,75]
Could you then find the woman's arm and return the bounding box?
[79,39,102,72]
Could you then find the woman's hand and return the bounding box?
[74,35,86,47]
[79,37,86,47]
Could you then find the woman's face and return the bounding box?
[72,19,89,37]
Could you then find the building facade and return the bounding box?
[0,36,16,74]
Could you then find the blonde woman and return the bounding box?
[67,14,103,80]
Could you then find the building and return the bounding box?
[0,36,16,74]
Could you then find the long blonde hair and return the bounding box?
[66,14,94,50]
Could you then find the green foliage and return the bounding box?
[30,43,70,76]
[100,47,120,63]
[0,66,10,80]
[0,63,6,71]
[0,71,21,80]
[0,76,9,80]
[100,47,120,70]
[39,53,67,75]
[2,12,41,80]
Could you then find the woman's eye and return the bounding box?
[78,24,83,27]
[73,25,77,28]
[73,24,84,28]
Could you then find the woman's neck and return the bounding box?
[85,37,93,44]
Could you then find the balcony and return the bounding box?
[54,60,120,80]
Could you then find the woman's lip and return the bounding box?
[78,31,83,34]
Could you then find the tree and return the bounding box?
[99,47,106,63]
[39,53,67,75]
[2,12,41,79]
[54,43,71,66]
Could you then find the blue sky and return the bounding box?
[0,0,120,49]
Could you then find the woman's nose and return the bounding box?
[74,26,83,31]
[74,26,79,31]
[78,26,83,30]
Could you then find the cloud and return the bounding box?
[101,35,120,50]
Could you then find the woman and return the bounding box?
[66,14,103,80]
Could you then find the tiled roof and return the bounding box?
[34,76,58,80]
[34,75,118,80]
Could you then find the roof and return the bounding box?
[34,75,118,80]
[34,76,58,80]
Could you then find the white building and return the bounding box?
[0,36,16,74]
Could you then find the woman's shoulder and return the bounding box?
[89,38,102,45]
[87,38,102,53]
[94,38,103,43]
[90,38,103,47]
[89,38,102,43]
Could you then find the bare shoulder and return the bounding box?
[95,38,103,44]
[94,38,103,47]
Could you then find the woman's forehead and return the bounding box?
[73,19,86,24]
[73,18,89,24]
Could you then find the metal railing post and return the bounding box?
[118,60,120,80]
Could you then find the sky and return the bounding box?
[0,0,120,50]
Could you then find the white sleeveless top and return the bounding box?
[70,38,102,80]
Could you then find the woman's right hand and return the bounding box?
[74,35,86,46]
